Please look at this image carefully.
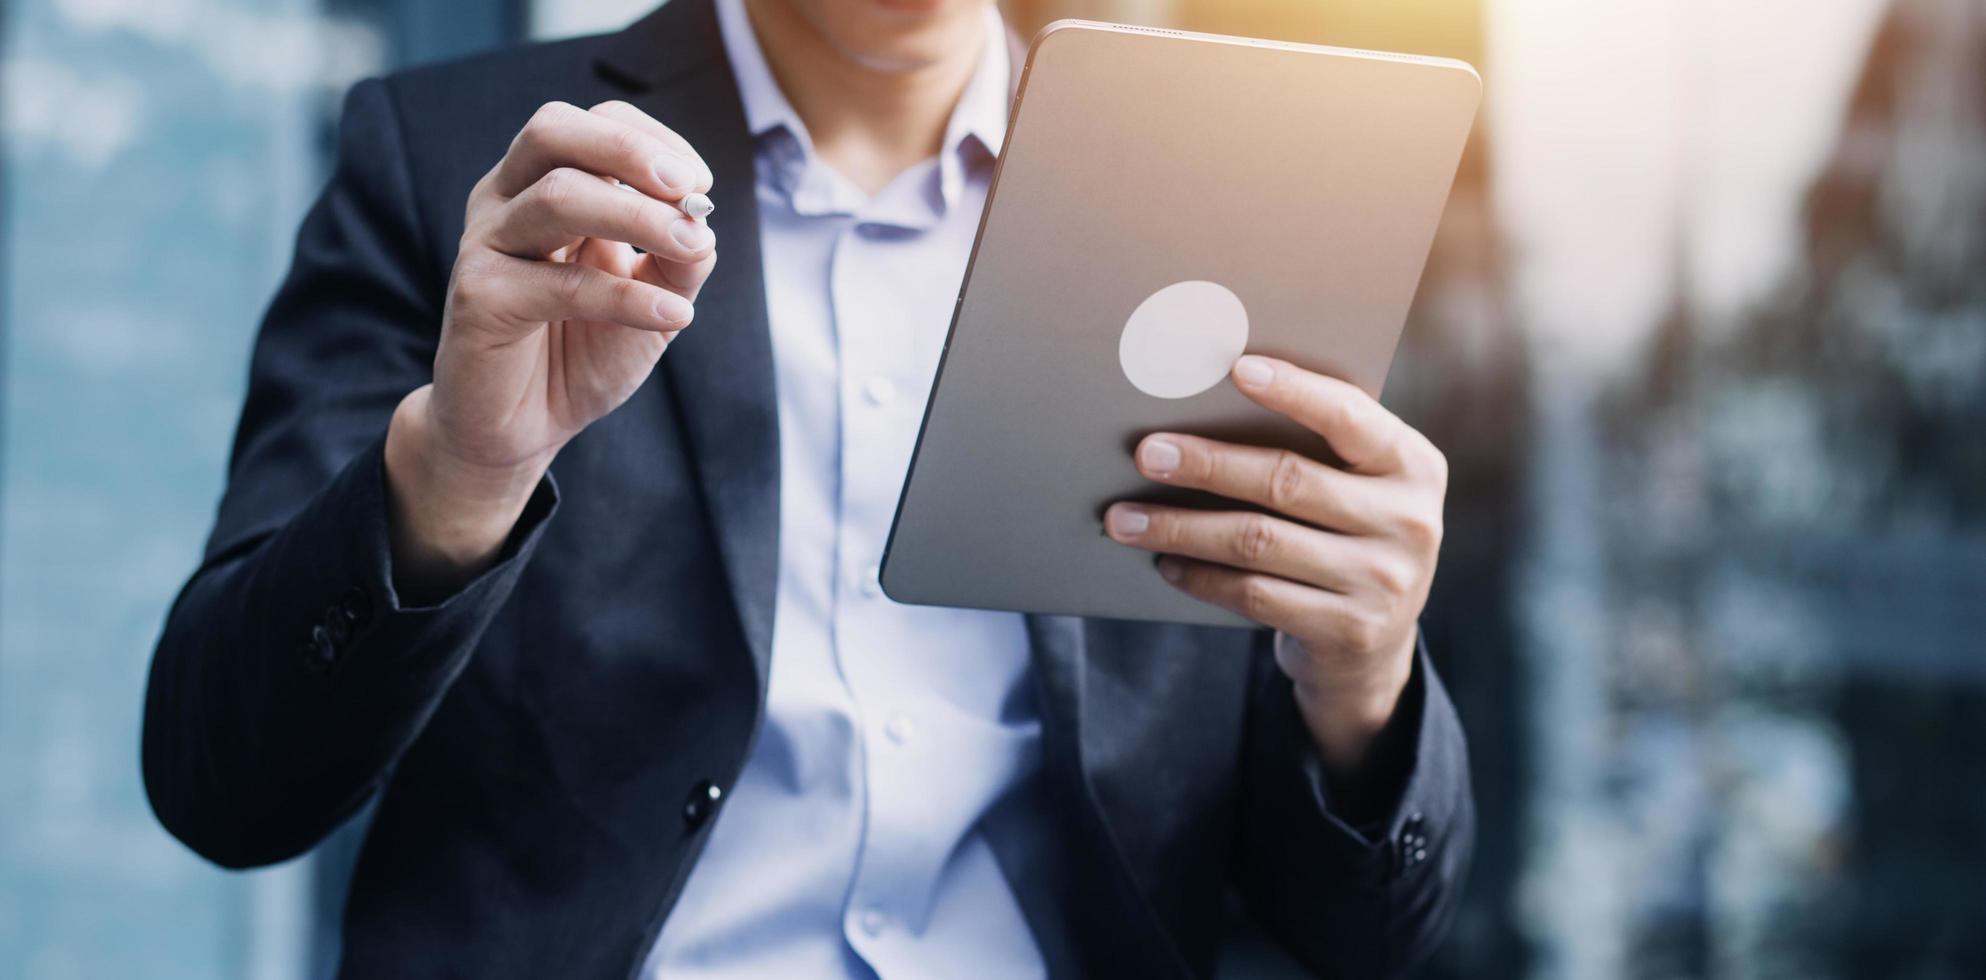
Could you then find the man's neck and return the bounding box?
[744,0,985,196]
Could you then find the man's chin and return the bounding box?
[832,5,982,73]
[871,0,948,14]
[839,40,954,73]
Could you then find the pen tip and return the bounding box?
[683,192,715,219]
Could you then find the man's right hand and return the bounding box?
[383,100,717,602]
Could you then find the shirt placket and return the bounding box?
[828,203,942,975]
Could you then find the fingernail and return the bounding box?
[1139,438,1181,475]
[657,299,693,327]
[1233,356,1274,390]
[1157,557,1184,583]
[670,217,713,250]
[653,159,691,193]
[1107,505,1150,539]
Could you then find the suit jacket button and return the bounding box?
[324,607,354,646]
[682,779,723,831]
[303,623,337,671]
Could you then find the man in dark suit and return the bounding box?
[144,0,1473,976]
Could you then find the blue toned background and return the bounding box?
[0,1,534,974]
[3,0,1982,978]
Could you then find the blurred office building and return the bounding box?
[1589,0,1986,973]
[0,3,524,976]
[1,0,1980,977]
[1500,0,1986,975]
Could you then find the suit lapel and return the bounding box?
[597,0,780,690]
[1024,614,1087,767]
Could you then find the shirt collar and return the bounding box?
[716,0,1009,212]
[715,0,806,145]
[940,4,1012,160]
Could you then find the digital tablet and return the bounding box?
[881,20,1481,627]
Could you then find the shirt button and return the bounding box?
[859,908,887,937]
[861,564,883,598]
[884,713,915,745]
[1394,812,1430,874]
[862,377,897,407]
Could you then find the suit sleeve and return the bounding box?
[1235,631,1476,978]
[142,78,558,870]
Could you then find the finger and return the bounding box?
[484,167,716,261]
[588,100,714,192]
[1154,556,1344,636]
[635,247,717,301]
[490,101,703,202]
[1229,355,1430,477]
[1104,503,1361,593]
[463,252,694,332]
[574,228,638,279]
[632,249,716,344]
[1129,432,1390,536]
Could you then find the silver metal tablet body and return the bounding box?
[881,20,1481,627]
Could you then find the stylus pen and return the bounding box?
[618,179,714,219]
[617,181,712,255]
[675,192,716,219]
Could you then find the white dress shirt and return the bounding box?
[643,2,1047,977]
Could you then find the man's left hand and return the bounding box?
[1103,354,1446,783]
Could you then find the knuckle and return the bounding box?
[1403,511,1444,552]
[1235,514,1279,564]
[1419,441,1451,487]
[1235,576,1274,621]
[551,263,590,306]
[1368,556,1412,597]
[1342,611,1386,654]
[449,259,493,309]
[456,220,484,258]
[535,167,581,211]
[1334,395,1365,436]
[1267,451,1309,510]
[525,100,576,136]
[608,275,645,311]
[609,124,649,166]
[590,99,635,115]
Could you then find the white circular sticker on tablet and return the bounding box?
[1117,280,1250,399]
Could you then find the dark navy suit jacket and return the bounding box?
[143,2,1474,976]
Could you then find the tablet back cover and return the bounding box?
[883,21,1480,626]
